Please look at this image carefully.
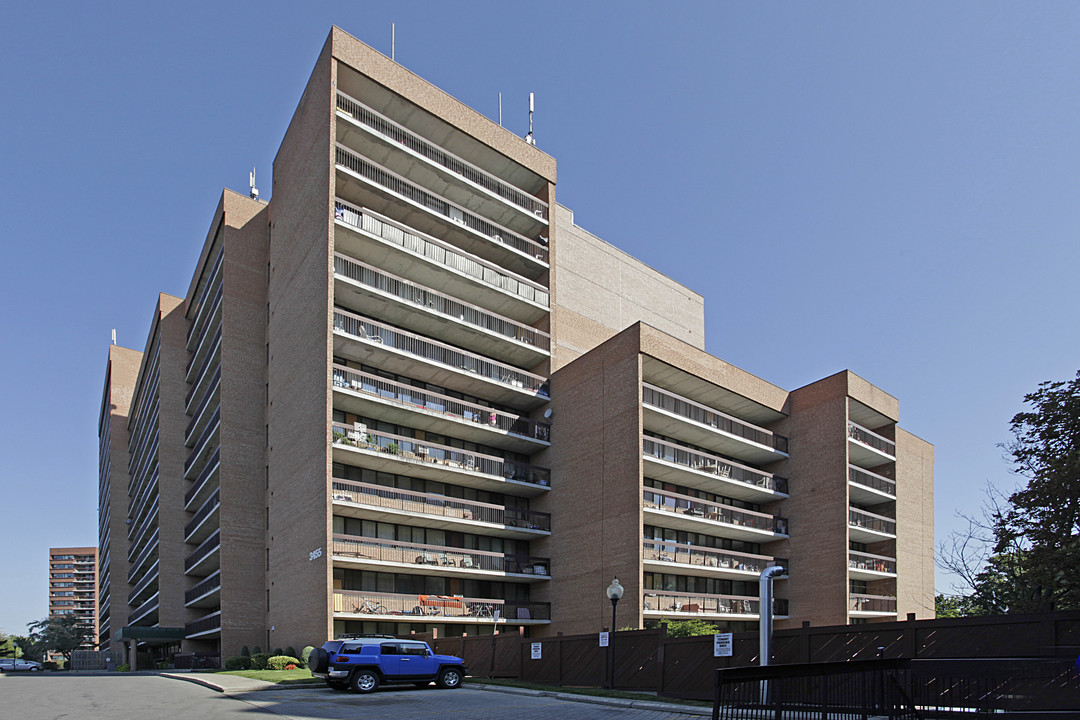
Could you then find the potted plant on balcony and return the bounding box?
[385,442,400,455]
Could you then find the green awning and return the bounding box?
[117,627,186,642]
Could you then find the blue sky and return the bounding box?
[2,1,1079,635]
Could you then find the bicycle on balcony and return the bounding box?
[353,598,389,614]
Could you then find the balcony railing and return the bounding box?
[643,488,788,535]
[332,534,550,576]
[185,449,220,506]
[331,479,551,531]
[186,249,224,346]
[184,407,219,474]
[186,284,221,374]
[850,594,897,613]
[335,202,548,307]
[848,422,896,457]
[643,437,789,494]
[849,551,897,575]
[127,559,158,604]
[849,507,897,536]
[127,528,159,582]
[185,611,221,636]
[336,144,548,264]
[185,326,220,406]
[184,530,220,573]
[185,571,221,604]
[848,465,896,497]
[332,588,549,621]
[333,365,550,442]
[185,366,220,441]
[336,91,549,220]
[643,540,782,574]
[642,384,788,453]
[184,488,219,539]
[333,309,549,398]
[331,424,550,488]
[643,590,789,617]
[334,253,550,351]
[127,595,158,625]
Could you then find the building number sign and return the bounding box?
[309,547,323,562]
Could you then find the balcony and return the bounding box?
[184,488,219,544]
[184,367,220,445]
[849,551,897,580]
[643,591,789,619]
[332,365,549,453]
[333,309,549,409]
[336,91,548,228]
[184,449,220,510]
[849,507,897,542]
[332,589,549,624]
[643,488,788,542]
[184,327,220,412]
[334,202,548,324]
[642,540,784,581]
[642,384,788,465]
[186,249,223,349]
[127,528,159,582]
[127,593,159,625]
[127,559,159,604]
[331,424,550,496]
[184,529,220,575]
[332,534,550,581]
[848,465,896,506]
[335,144,548,277]
[850,593,897,617]
[642,437,789,502]
[848,421,896,467]
[185,571,221,608]
[334,253,549,366]
[331,479,550,539]
[185,611,221,638]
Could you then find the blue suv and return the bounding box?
[309,635,467,693]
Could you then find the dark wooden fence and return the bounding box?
[412,610,1080,701]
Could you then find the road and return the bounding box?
[0,673,704,720]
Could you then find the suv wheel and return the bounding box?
[309,648,330,674]
[351,669,379,694]
[436,667,462,689]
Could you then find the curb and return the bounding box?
[469,683,711,716]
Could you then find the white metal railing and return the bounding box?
[336,91,548,220]
[643,488,787,534]
[333,365,550,442]
[336,144,548,264]
[331,424,551,487]
[334,201,548,306]
[849,507,897,535]
[848,421,896,457]
[334,253,550,351]
[849,551,897,575]
[642,540,780,574]
[333,308,550,397]
[642,384,788,453]
[332,534,549,576]
[333,588,549,621]
[331,478,551,530]
[850,594,896,613]
[848,465,896,497]
[643,590,789,617]
[642,437,789,494]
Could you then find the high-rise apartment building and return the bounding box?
[48,546,99,648]
[97,27,933,660]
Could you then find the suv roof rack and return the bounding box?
[335,633,397,640]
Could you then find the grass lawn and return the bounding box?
[216,668,322,685]
[464,677,711,707]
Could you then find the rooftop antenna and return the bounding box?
[249,167,259,200]
[498,92,503,127]
[524,93,536,146]
[391,22,395,61]
[111,329,117,345]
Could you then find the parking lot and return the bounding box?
[0,672,706,720]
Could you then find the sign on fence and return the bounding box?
[599,632,609,647]
[530,642,542,659]
[713,633,733,657]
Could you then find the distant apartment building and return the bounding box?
[49,546,98,650]
[97,27,934,660]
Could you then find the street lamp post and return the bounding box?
[605,577,624,689]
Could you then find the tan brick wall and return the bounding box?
[266,37,335,651]
[217,191,271,656]
[895,427,935,618]
[156,294,189,632]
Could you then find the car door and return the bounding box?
[397,642,436,677]
[378,643,405,678]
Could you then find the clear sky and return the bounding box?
[2,1,1078,636]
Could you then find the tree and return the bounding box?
[662,618,719,637]
[0,633,19,660]
[27,615,96,663]
[11,635,42,662]
[937,370,1080,615]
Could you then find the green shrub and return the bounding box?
[300,646,315,668]
[273,647,283,657]
[662,618,718,638]
[43,661,59,671]
[267,655,301,671]
[249,653,272,670]
[224,656,252,670]
[284,646,297,660]
[240,646,250,657]
[252,646,262,655]
[116,664,130,672]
